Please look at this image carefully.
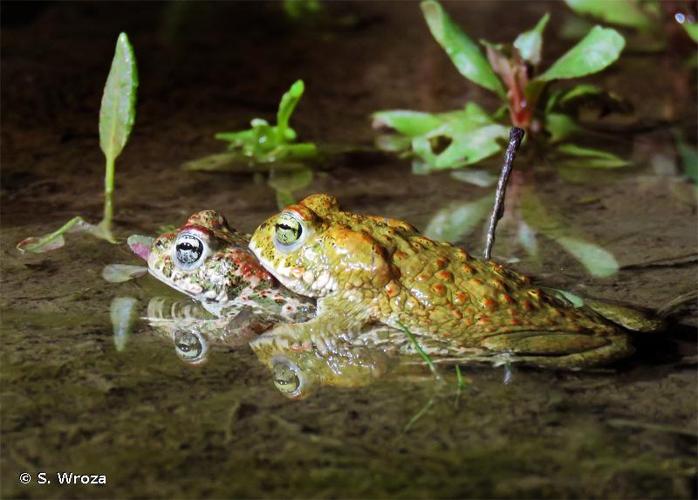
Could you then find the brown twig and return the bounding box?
[483,127,525,260]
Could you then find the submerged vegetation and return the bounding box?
[373,0,630,173]
[17,33,138,253]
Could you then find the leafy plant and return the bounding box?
[184,80,318,208]
[373,0,630,173]
[17,33,138,253]
[185,80,318,171]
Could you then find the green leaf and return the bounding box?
[372,110,443,137]
[556,144,630,168]
[545,113,582,142]
[513,13,550,65]
[554,84,632,115]
[375,134,412,153]
[17,216,96,254]
[563,0,654,31]
[420,0,505,96]
[425,124,507,169]
[99,33,138,163]
[683,22,698,43]
[554,236,619,277]
[276,80,305,143]
[423,195,493,243]
[558,83,602,105]
[536,26,625,81]
[374,103,507,171]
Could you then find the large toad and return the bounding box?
[249,194,660,367]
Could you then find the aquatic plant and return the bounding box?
[17,33,138,253]
[564,0,698,44]
[184,79,317,208]
[373,0,630,173]
[185,80,318,171]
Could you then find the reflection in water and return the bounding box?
[173,329,208,365]
[428,170,620,277]
[136,296,537,399]
[110,296,138,352]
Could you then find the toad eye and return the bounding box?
[173,232,207,270]
[274,212,305,248]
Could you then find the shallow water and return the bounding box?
[2,2,697,498]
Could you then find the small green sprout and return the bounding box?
[185,80,318,171]
[373,0,630,174]
[184,80,318,207]
[17,33,138,253]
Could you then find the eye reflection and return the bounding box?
[271,356,307,398]
[173,329,208,364]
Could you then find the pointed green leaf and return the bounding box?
[557,144,630,168]
[276,80,305,142]
[554,236,619,277]
[513,13,550,65]
[413,104,507,170]
[558,83,602,104]
[682,22,698,43]
[429,124,507,168]
[545,113,582,142]
[554,84,632,115]
[536,26,625,81]
[563,0,654,31]
[420,0,505,96]
[372,110,443,137]
[375,134,412,153]
[99,33,138,163]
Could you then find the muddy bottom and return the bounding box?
[2,2,697,498]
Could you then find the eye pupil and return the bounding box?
[174,234,205,268]
[274,216,303,246]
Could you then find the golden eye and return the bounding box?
[274,213,303,247]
